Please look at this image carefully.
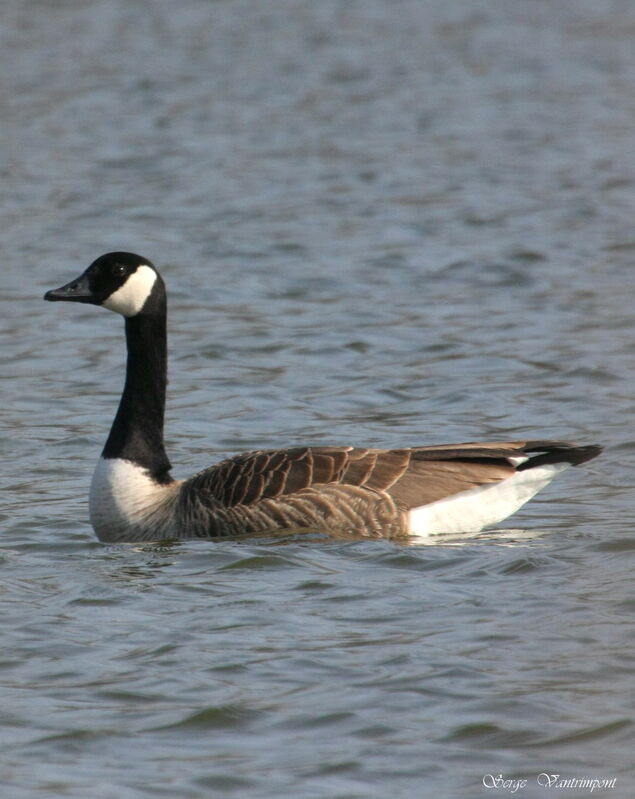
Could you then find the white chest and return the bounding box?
[89,457,177,541]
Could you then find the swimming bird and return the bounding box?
[44,252,601,543]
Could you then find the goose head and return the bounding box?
[44,252,162,317]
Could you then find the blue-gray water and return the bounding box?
[2,1,634,797]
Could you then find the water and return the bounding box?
[2,0,635,796]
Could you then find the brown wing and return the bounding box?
[183,446,393,507]
[181,440,600,511]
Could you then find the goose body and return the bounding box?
[45,253,601,543]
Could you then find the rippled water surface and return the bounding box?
[3,1,635,796]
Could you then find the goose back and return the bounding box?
[168,441,601,540]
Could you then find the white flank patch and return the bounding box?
[408,463,569,537]
[507,455,529,466]
[102,265,157,317]
[89,457,176,541]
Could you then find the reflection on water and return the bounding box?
[2,0,634,796]
[407,528,554,547]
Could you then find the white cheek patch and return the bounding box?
[102,265,157,317]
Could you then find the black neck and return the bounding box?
[102,287,172,480]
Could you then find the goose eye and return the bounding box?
[112,264,126,277]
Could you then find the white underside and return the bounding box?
[89,457,178,541]
[408,463,569,537]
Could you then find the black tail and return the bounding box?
[517,442,602,471]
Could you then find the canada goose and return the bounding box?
[45,252,601,543]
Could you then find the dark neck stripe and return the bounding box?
[102,279,173,480]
